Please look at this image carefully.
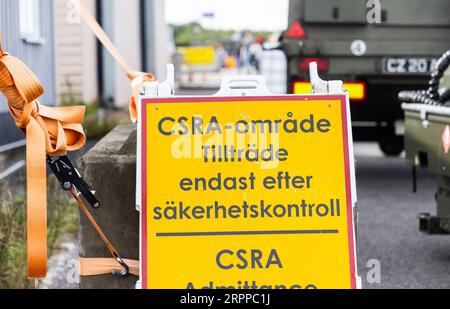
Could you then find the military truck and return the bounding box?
[401,50,450,234]
[282,0,450,155]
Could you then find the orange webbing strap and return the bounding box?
[0,33,86,279]
[69,188,139,277]
[73,0,154,122]
[79,258,139,277]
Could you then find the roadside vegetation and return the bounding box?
[60,91,128,140]
[0,176,78,288]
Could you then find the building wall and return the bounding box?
[142,0,169,81]
[54,0,98,104]
[53,0,168,108]
[113,0,142,107]
[99,0,167,108]
[0,0,56,110]
[152,0,169,81]
[0,0,56,145]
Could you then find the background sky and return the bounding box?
[165,0,289,31]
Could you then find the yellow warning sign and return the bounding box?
[179,46,216,66]
[139,95,357,289]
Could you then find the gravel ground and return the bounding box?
[38,234,79,289]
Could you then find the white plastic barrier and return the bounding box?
[260,49,287,94]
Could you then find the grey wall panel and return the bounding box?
[0,0,55,145]
[0,0,56,112]
[98,0,116,107]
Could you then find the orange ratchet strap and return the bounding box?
[0,33,85,279]
[0,34,138,279]
[70,189,139,277]
[73,0,155,122]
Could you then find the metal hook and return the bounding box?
[112,254,129,277]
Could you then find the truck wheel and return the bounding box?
[379,136,404,156]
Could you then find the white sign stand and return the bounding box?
[135,63,360,289]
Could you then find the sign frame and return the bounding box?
[136,87,359,289]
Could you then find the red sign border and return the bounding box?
[140,95,356,289]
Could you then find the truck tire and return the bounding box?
[379,136,404,156]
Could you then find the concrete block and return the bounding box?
[78,124,138,289]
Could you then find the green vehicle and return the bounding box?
[282,0,450,155]
[401,50,450,234]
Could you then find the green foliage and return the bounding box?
[0,178,78,288]
[83,105,126,140]
[173,22,234,45]
[172,22,272,47]
[60,96,128,140]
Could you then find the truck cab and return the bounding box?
[282,0,450,155]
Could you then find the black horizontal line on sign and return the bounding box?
[156,230,339,237]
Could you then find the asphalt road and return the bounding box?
[354,144,450,289]
[178,87,450,289]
